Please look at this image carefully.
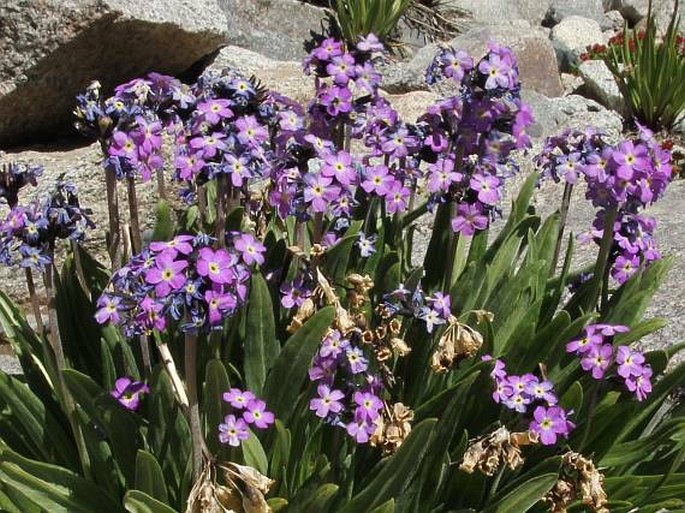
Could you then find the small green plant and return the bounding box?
[333,0,412,44]
[604,0,685,130]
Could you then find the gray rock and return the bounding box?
[544,0,605,26]
[549,94,624,139]
[0,353,22,376]
[206,46,314,104]
[617,0,650,23]
[617,0,684,30]
[382,23,564,98]
[578,59,626,114]
[601,9,626,31]
[442,0,549,26]
[551,16,604,71]
[218,0,329,62]
[0,0,227,148]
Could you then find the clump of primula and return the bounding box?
[95,232,264,336]
[219,388,274,447]
[566,323,653,400]
[487,357,574,446]
[0,178,94,270]
[419,41,534,236]
[111,376,150,412]
[535,125,673,285]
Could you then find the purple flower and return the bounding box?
[197,99,233,125]
[144,251,188,297]
[312,38,344,61]
[196,247,233,284]
[354,391,383,422]
[234,233,266,266]
[479,54,511,89]
[470,174,500,205]
[310,385,345,418]
[326,53,356,85]
[356,233,376,257]
[451,203,489,236]
[611,254,639,284]
[581,343,614,379]
[615,346,646,378]
[566,326,604,355]
[304,174,340,213]
[320,330,349,359]
[218,414,250,446]
[525,379,558,406]
[223,388,256,410]
[346,346,368,374]
[243,399,275,429]
[111,377,149,411]
[361,165,394,196]
[492,378,513,404]
[625,365,652,401]
[235,115,268,147]
[280,278,311,309]
[204,290,237,324]
[150,235,194,256]
[346,418,376,444]
[319,86,353,117]
[418,307,446,334]
[321,151,357,185]
[95,295,122,325]
[612,140,648,180]
[529,406,574,446]
[385,181,410,215]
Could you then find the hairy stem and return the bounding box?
[156,342,189,408]
[185,332,204,481]
[127,176,143,256]
[104,167,121,271]
[443,202,459,293]
[215,176,227,248]
[587,207,619,312]
[550,182,574,277]
[139,333,152,377]
[156,168,167,201]
[24,268,44,334]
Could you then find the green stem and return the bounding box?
[70,241,91,301]
[312,212,324,245]
[156,168,167,201]
[215,176,227,248]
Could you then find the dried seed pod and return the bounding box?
[545,452,608,513]
[390,337,411,357]
[388,318,402,335]
[431,316,483,373]
[459,427,536,476]
[370,402,415,454]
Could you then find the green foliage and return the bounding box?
[604,0,685,129]
[333,0,411,44]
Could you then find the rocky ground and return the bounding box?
[1,0,684,373]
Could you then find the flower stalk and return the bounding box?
[126,176,143,255]
[104,167,122,270]
[185,331,205,481]
[24,268,44,334]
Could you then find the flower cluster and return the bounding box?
[383,283,452,334]
[0,160,43,208]
[111,376,150,411]
[535,126,673,284]
[95,232,265,335]
[172,67,274,202]
[419,42,534,236]
[304,34,384,130]
[488,357,574,446]
[0,179,93,270]
[308,328,385,443]
[219,388,274,446]
[75,74,187,181]
[566,323,652,401]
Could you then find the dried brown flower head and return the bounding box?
[370,402,415,454]
[431,315,484,373]
[545,452,608,513]
[186,461,274,513]
[460,427,538,476]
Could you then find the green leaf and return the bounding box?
[484,473,557,513]
[244,272,279,395]
[299,483,339,512]
[124,490,178,513]
[340,418,437,513]
[263,306,335,424]
[242,430,269,475]
[135,450,169,504]
[203,359,230,455]
[0,443,123,513]
[150,199,175,242]
[0,372,77,468]
[370,499,395,513]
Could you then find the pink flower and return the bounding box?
[243,399,275,429]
